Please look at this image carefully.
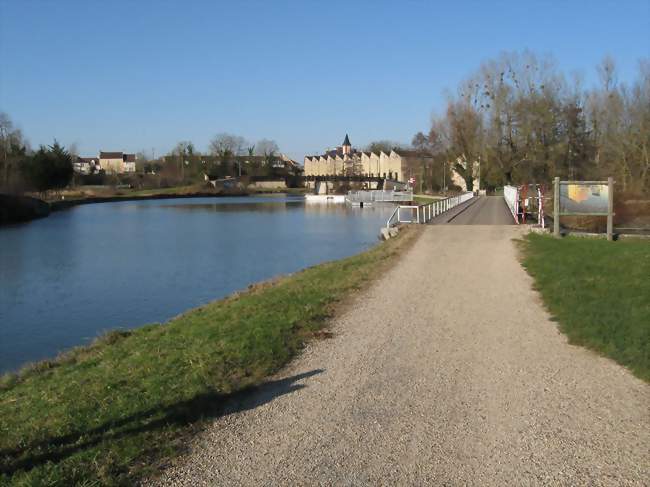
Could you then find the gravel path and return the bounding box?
[149,225,649,486]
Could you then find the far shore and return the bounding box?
[0,186,310,224]
[49,189,249,211]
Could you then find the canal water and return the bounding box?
[0,195,394,373]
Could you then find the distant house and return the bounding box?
[122,153,136,173]
[73,157,100,175]
[450,157,479,192]
[99,151,136,174]
[277,153,301,172]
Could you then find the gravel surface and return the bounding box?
[148,224,649,486]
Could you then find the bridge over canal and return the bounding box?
[430,195,515,225]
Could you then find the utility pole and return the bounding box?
[1,123,8,187]
[442,160,447,194]
[553,177,560,238]
[421,164,425,194]
[607,176,614,241]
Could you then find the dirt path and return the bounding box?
[150,226,649,486]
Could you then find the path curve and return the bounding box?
[149,226,649,486]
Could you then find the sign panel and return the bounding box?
[559,183,609,214]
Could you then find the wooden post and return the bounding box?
[553,177,560,238]
[607,176,614,241]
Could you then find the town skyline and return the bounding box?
[1,1,649,161]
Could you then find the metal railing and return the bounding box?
[503,185,519,223]
[346,190,413,204]
[386,192,474,228]
[504,184,545,226]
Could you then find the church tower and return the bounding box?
[342,134,351,156]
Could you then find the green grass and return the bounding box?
[247,187,309,195]
[413,194,444,204]
[124,185,207,197]
[520,233,650,382]
[0,228,417,486]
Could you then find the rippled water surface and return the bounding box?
[0,195,394,372]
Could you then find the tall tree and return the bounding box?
[21,141,73,193]
[254,139,280,157]
[416,51,650,194]
[209,133,247,158]
[0,113,28,190]
[366,140,401,154]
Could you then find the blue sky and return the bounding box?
[1,1,648,161]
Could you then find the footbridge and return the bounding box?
[387,193,518,228]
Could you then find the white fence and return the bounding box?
[503,184,545,226]
[503,185,519,223]
[386,192,474,228]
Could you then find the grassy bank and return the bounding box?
[47,185,307,212]
[520,233,650,382]
[0,227,418,486]
[247,187,309,195]
[43,184,208,202]
[48,186,250,213]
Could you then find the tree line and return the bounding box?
[0,121,295,193]
[411,52,650,194]
[0,113,74,194]
[160,133,291,182]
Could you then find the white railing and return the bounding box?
[503,185,519,223]
[386,192,474,228]
[346,190,413,204]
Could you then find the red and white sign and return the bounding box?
[408,177,416,184]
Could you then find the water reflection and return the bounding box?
[0,195,393,372]
[159,201,303,213]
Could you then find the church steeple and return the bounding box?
[342,134,351,156]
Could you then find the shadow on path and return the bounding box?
[0,369,324,475]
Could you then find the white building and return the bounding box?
[303,134,432,186]
[99,151,137,174]
[73,157,100,174]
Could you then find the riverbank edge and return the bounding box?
[49,190,249,211]
[0,225,421,486]
[1,187,310,225]
[50,187,311,211]
[0,194,51,224]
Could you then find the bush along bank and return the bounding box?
[0,226,419,486]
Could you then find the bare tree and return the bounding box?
[0,113,28,190]
[411,132,429,152]
[209,133,247,157]
[170,141,196,181]
[365,140,402,153]
[254,139,280,156]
